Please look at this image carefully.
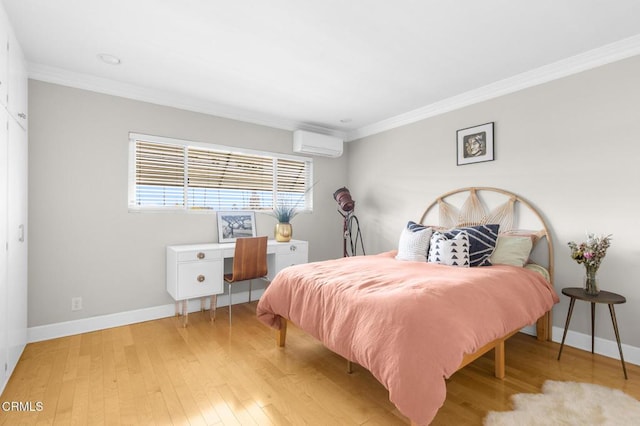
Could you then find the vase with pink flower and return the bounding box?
[568,233,612,296]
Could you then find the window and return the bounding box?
[128,133,313,212]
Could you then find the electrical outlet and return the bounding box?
[71,297,82,311]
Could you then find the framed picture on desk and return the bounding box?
[217,211,257,243]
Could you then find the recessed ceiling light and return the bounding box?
[97,53,121,65]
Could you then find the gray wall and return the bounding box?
[28,81,347,326]
[346,55,640,347]
[28,54,640,348]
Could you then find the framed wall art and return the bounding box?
[456,122,494,166]
[217,211,257,243]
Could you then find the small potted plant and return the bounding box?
[271,203,299,242]
[270,184,315,242]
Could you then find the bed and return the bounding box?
[256,187,559,425]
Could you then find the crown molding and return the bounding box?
[26,33,640,144]
[27,62,346,139]
[346,34,640,142]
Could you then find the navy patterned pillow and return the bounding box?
[444,224,500,267]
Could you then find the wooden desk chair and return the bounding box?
[223,236,268,324]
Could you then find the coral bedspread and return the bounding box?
[256,251,559,425]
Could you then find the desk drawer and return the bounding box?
[176,260,223,299]
[177,249,221,262]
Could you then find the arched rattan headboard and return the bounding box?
[418,187,554,285]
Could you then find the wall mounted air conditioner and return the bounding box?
[293,130,343,158]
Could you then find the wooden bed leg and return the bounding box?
[276,317,287,347]
[536,311,552,341]
[346,360,353,374]
[494,340,505,379]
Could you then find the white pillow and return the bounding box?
[428,231,470,267]
[396,221,432,262]
[489,236,533,267]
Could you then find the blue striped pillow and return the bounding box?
[444,224,500,267]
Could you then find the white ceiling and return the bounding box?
[4,0,640,141]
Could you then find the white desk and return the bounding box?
[167,239,308,325]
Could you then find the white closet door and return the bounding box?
[7,31,27,129]
[0,7,8,109]
[0,1,28,393]
[6,115,27,376]
[0,108,8,392]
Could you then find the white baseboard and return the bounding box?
[520,324,537,336]
[27,297,639,369]
[27,288,264,343]
[551,325,640,367]
[509,325,639,368]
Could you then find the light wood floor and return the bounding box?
[2,302,639,425]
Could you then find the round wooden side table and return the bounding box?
[557,287,627,379]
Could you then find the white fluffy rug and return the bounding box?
[484,380,640,425]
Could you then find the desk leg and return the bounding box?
[210,295,217,322]
[591,302,596,354]
[608,304,628,379]
[182,300,188,328]
[558,297,576,360]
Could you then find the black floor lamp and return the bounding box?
[333,187,365,257]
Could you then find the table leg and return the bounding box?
[591,302,596,354]
[608,304,628,379]
[558,297,576,360]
